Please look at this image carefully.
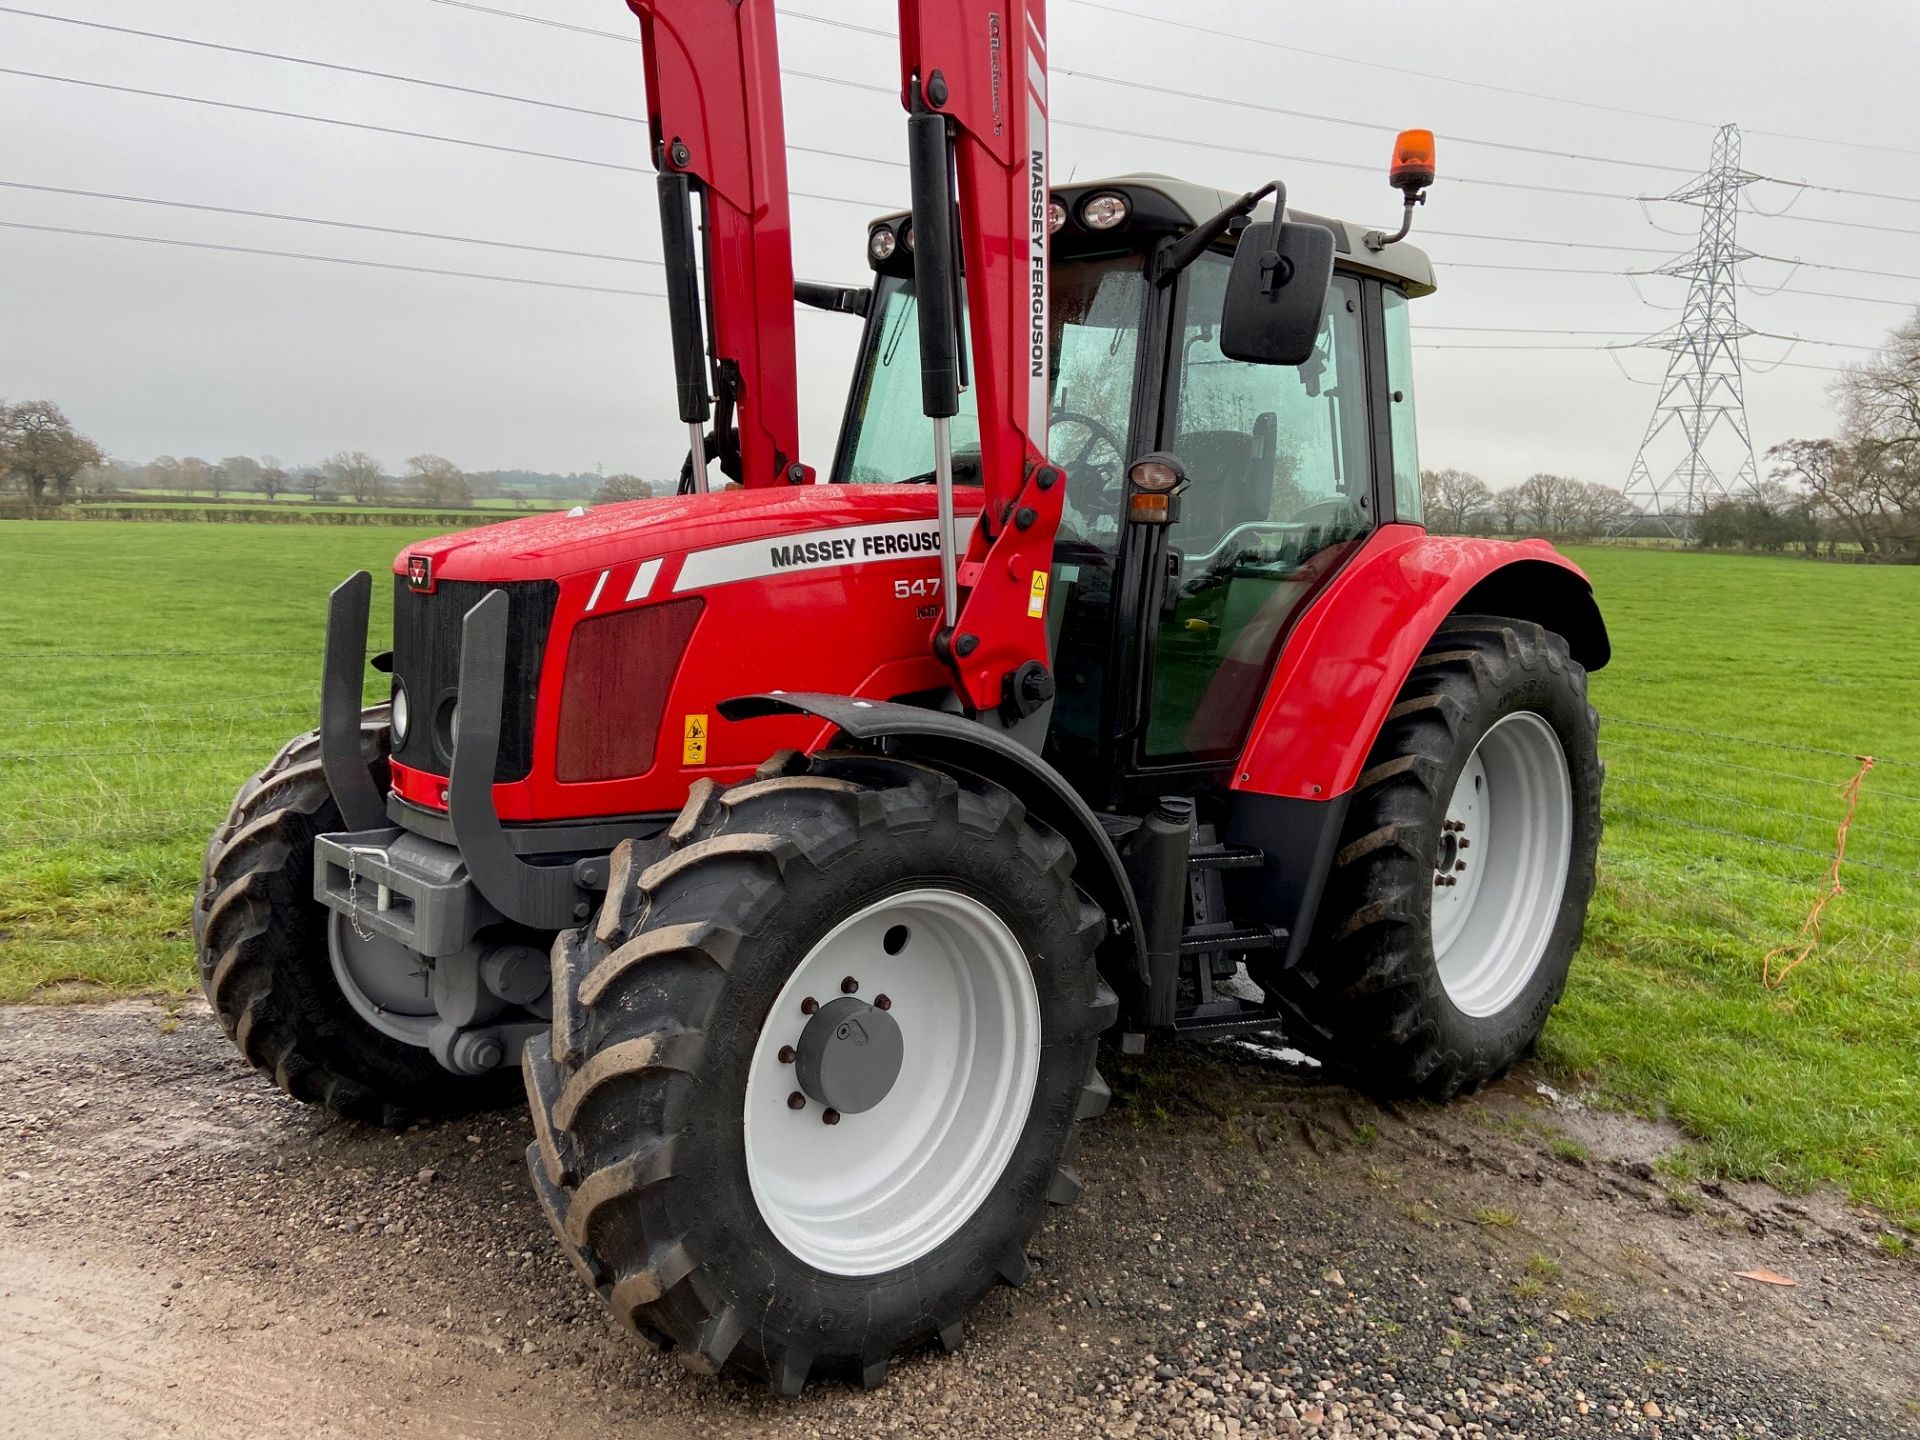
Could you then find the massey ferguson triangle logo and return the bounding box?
[406,554,434,593]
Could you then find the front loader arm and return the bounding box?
[627,0,804,489]
[898,0,1062,717]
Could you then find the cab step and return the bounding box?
[1178,922,1287,956]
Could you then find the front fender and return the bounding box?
[718,692,1149,987]
[1233,525,1608,802]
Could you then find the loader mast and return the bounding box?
[626,0,804,490]
[898,1,1062,720]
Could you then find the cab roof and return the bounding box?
[872,171,1436,298]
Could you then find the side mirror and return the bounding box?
[1218,220,1336,366]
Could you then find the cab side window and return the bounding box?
[1145,262,1371,761]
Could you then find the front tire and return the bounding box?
[521,749,1116,1394]
[1266,616,1602,1097]
[195,711,518,1124]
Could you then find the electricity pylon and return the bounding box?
[1623,124,1764,536]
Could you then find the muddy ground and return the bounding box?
[1,1001,1914,1438]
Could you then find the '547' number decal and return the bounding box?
[893,578,941,601]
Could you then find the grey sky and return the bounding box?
[3,0,1916,489]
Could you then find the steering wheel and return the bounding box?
[1048,410,1127,491]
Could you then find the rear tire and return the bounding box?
[521,748,1116,1394]
[1265,616,1602,1098]
[195,710,518,1125]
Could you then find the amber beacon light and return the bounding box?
[1367,127,1437,251]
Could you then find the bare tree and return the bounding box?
[0,400,105,506]
[1419,467,1491,534]
[179,456,211,496]
[1769,437,1881,555]
[594,473,655,503]
[301,465,330,502]
[324,450,385,505]
[1571,481,1636,540]
[220,455,264,497]
[1516,473,1578,535]
[405,453,472,506]
[258,454,286,501]
[1489,484,1527,535]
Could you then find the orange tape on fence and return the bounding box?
[1761,754,1875,990]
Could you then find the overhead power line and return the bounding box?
[21,1,1891,226]
[421,0,635,42]
[0,178,667,266]
[0,218,668,298]
[0,6,645,123]
[1053,0,1920,162]
[0,67,903,204]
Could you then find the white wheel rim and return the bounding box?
[742,888,1041,1277]
[1431,711,1574,1019]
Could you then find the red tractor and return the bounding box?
[196,0,1605,1395]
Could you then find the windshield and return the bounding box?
[838,255,1150,552]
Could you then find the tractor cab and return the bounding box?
[830,174,1436,805]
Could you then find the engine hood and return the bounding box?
[395,485,984,586]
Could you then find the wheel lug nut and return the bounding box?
[822,1108,841,1126]
[874,994,892,1011]
[1456,861,1468,872]
[778,1044,796,1064]
[800,996,818,1015]
[1434,875,1447,887]
[841,976,859,994]
[1458,838,1470,850]
[787,1091,806,1110]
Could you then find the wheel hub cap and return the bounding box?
[794,996,904,1114]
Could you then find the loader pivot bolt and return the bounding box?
[955,633,980,658]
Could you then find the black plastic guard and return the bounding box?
[320,571,389,834]
[718,692,1149,985]
[448,590,586,931]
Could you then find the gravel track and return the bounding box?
[2,1001,1913,1438]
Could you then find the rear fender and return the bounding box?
[1234,526,1608,801]
[719,692,1149,987]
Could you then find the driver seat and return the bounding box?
[1172,429,1264,553]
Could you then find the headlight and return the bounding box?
[868,226,897,262]
[390,680,411,745]
[1080,192,1129,230]
[1047,198,1068,234]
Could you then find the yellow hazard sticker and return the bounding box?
[1027,569,1049,619]
[682,713,709,766]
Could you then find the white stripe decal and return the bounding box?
[1026,8,1045,52]
[624,556,663,603]
[674,517,975,594]
[585,568,610,611]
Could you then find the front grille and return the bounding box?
[390,575,560,783]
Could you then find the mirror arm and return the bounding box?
[1156,180,1281,286]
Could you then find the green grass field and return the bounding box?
[2,523,1916,1224]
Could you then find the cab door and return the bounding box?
[1139,258,1377,767]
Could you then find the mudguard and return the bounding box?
[1234,526,1609,802]
[719,692,1149,985]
